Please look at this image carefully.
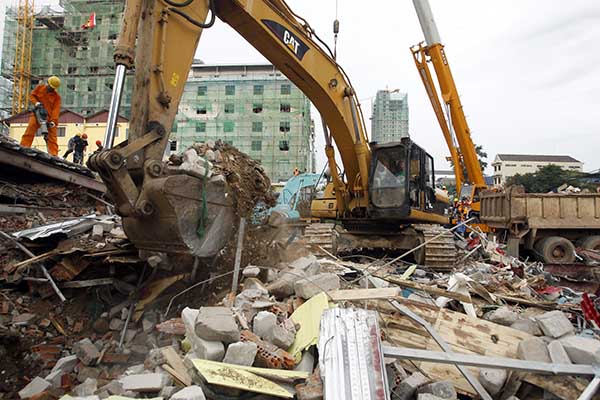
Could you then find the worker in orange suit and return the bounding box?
[20,76,61,156]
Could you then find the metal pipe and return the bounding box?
[103,64,127,149]
[412,0,442,45]
[578,376,600,400]
[231,217,246,295]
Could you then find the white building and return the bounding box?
[492,154,583,186]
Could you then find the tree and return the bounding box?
[449,144,488,181]
[506,164,590,193]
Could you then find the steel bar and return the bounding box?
[231,217,246,296]
[382,346,596,376]
[578,376,600,400]
[0,230,66,302]
[388,299,492,400]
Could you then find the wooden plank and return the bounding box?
[162,364,189,387]
[379,274,472,303]
[162,347,192,386]
[327,287,401,301]
[7,249,58,273]
[523,374,596,400]
[60,278,115,288]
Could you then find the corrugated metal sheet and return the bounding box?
[318,308,389,400]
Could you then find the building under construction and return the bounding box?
[1,0,132,117]
[371,89,409,144]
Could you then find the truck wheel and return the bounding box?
[535,236,576,264]
[578,236,600,251]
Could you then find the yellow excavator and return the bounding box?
[90,0,455,266]
[410,0,487,219]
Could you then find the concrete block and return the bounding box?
[560,335,600,364]
[483,306,519,326]
[417,395,445,400]
[18,377,50,399]
[290,255,321,275]
[267,269,306,298]
[44,370,64,388]
[510,318,543,336]
[51,354,78,374]
[100,380,125,396]
[517,337,551,362]
[479,368,507,395]
[548,340,571,364]
[253,311,277,340]
[294,273,340,299]
[272,320,296,349]
[92,224,104,240]
[73,338,100,366]
[186,333,225,361]
[195,307,240,343]
[417,380,457,399]
[73,378,98,397]
[535,311,574,338]
[223,341,258,366]
[395,372,430,400]
[242,265,261,278]
[120,373,172,392]
[171,385,206,400]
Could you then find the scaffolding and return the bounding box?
[11,0,35,115]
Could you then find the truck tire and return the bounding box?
[534,236,576,264]
[578,236,600,251]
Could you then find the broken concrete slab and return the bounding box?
[44,369,64,388]
[510,318,543,336]
[109,318,125,331]
[294,273,340,299]
[535,310,574,338]
[395,372,430,400]
[120,373,172,392]
[479,368,507,395]
[417,380,457,399]
[77,366,101,383]
[51,354,78,374]
[517,337,551,362]
[73,378,98,397]
[195,307,240,343]
[267,269,307,298]
[548,340,571,364]
[483,306,519,326]
[171,385,206,400]
[18,377,51,399]
[272,320,296,349]
[100,380,125,396]
[187,334,225,361]
[242,265,261,278]
[289,255,321,276]
[559,335,600,364]
[222,341,258,366]
[253,311,277,340]
[73,338,100,366]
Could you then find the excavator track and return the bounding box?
[302,222,457,270]
[413,224,457,270]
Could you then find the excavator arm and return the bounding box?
[89,0,372,256]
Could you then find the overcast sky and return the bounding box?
[4,0,599,174]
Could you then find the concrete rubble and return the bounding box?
[3,141,600,400]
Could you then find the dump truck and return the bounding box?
[480,185,600,263]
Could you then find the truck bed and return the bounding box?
[480,186,600,230]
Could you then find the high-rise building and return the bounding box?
[371,90,409,143]
[1,0,133,118]
[174,63,315,183]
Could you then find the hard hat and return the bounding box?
[82,133,88,139]
[96,140,102,146]
[76,132,82,137]
[48,76,61,89]
[454,198,459,202]
[442,186,447,189]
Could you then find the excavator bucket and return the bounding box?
[122,173,236,258]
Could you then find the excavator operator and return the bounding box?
[20,76,62,157]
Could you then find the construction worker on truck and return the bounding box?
[20,76,61,156]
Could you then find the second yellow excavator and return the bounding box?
[91,0,456,267]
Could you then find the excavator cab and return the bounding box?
[368,138,441,220]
